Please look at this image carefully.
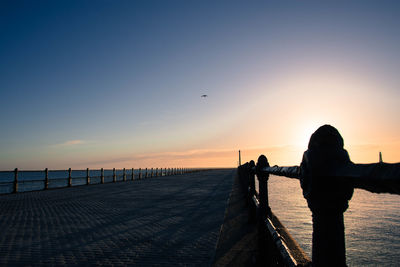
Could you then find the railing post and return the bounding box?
[247,161,256,221]
[101,168,104,184]
[145,168,148,178]
[156,168,158,177]
[86,168,90,185]
[68,168,72,187]
[123,168,126,181]
[150,168,153,178]
[113,168,116,182]
[248,161,256,200]
[14,168,18,193]
[139,168,142,179]
[45,168,49,190]
[132,168,135,180]
[256,155,270,218]
[300,125,353,266]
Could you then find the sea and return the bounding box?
[268,175,400,266]
[1,171,399,266]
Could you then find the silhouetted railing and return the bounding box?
[238,163,312,267]
[239,125,400,267]
[0,167,205,195]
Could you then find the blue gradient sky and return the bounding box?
[1,1,400,169]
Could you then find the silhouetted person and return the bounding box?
[300,125,353,266]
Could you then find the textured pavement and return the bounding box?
[0,169,235,266]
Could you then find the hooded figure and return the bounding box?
[300,125,354,267]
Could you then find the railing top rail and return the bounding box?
[253,162,400,195]
[263,166,300,179]
[0,167,196,173]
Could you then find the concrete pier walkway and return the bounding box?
[0,169,235,266]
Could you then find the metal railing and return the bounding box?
[238,162,312,267]
[239,124,400,267]
[0,167,204,195]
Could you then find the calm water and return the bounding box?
[268,175,400,266]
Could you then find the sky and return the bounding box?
[1,0,400,169]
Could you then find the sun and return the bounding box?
[295,122,324,149]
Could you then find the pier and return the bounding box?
[0,169,237,266]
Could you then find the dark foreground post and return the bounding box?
[247,161,257,222]
[101,168,104,184]
[45,168,49,190]
[123,168,126,181]
[145,168,148,178]
[113,168,116,182]
[256,155,270,218]
[14,168,18,193]
[131,168,135,180]
[139,168,142,179]
[248,161,256,198]
[300,125,353,266]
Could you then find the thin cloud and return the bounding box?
[78,147,292,167]
[59,145,311,168]
[77,148,237,167]
[54,140,85,147]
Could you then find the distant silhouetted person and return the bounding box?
[300,125,353,267]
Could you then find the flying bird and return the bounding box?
[201,95,208,98]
